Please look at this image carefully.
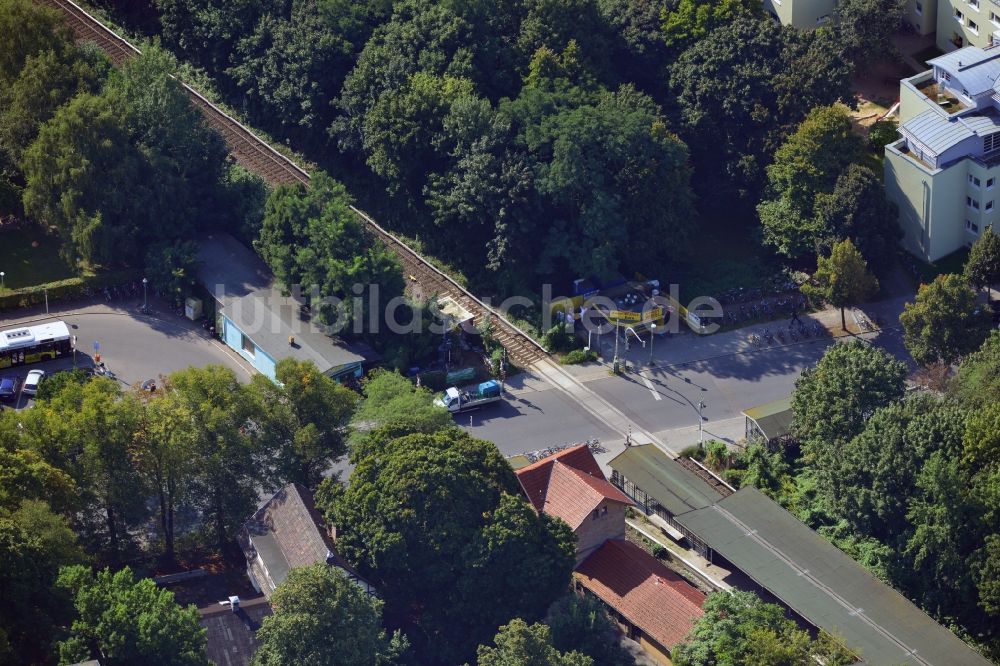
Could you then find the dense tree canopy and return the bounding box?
[57,565,209,666]
[327,427,574,664]
[674,591,855,666]
[801,239,879,331]
[964,226,1000,292]
[900,273,993,366]
[252,563,405,666]
[477,619,593,666]
[256,171,404,334]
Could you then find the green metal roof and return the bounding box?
[742,396,794,440]
[675,487,992,666]
[608,445,723,515]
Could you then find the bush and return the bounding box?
[0,269,140,311]
[679,444,704,460]
[560,348,597,365]
[868,118,898,150]
[418,370,447,392]
[542,322,579,353]
[652,545,668,559]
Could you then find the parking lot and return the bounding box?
[0,299,254,410]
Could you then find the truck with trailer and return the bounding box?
[434,379,503,413]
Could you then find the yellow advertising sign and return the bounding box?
[608,309,642,322]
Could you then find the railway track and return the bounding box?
[35,0,549,367]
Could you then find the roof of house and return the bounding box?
[608,445,724,516]
[515,445,633,529]
[742,396,794,440]
[197,234,365,374]
[574,539,705,650]
[199,596,272,666]
[239,483,367,592]
[928,47,1000,95]
[900,109,975,155]
[675,487,993,666]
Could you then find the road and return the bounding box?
[0,300,252,410]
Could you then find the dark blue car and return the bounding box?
[0,375,16,402]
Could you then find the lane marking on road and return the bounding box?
[640,372,661,401]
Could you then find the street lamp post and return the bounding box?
[649,323,657,365]
[613,320,620,373]
[142,277,148,312]
[698,400,706,447]
[0,271,5,289]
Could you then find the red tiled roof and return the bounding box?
[516,445,604,511]
[515,445,633,528]
[574,539,705,650]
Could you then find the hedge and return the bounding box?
[0,269,141,311]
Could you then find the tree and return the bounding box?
[249,358,358,488]
[834,0,906,67]
[867,117,898,150]
[0,43,108,164]
[668,17,852,207]
[57,565,209,666]
[327,428,574,664]
[900,273,993,366]
[0,0,71,87]
[349,369,452,448]
[954,330,1000,407]
[477,619,593,666]
[252,563,404,666]
[144,240,201,308]
[547,593,635,666]
[154,0,282,71]
[134,393,199,563]
[829,396,966,543]
[673,591,854,666]
[792,339,906,482]
[801,239,879,330]
[660,0,758,53]
[0,446,77,513]
[166,365,272,553]
[0,502,83,664]
[229,1,356,140]
[964,225,1000,293]
[813,164,901,270]
[759,105,863,257]
[255,172,404,334]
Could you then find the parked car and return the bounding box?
[21,369,45,396]
[0,375,18,402]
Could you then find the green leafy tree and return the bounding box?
[328,428,574,664]
[668,17,852,207]
[0,446,77,513]
[166,365,272,553]
[830,396,966,543]
[813,164,901,270]
[0,43,108,163]
[252,563,406,666]
[256,171,404,334]
[154,0,283,71]
[972,534,1000,617]
[477,619,593,666]
[660,0,758,53]
[0,501,83,664]
[249,358,358,488]
[134,394,199,563]
[229,1,356,140]
[674,591,854,666]
[900,273,993,366]
[759,105,863,257]
[834,0,906,67]
[954,330,1000,407]
[867,117,898,150]
[350,369,452,448]
[144,240,201,307]
[0,0,71,86]
[547,593,635,666]
[801,239,879,330]
[792,339,907,484]
[964,225,1000,292]
[57,565,209,666]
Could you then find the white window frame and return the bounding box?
[956,8,965,21]
[968,196,981,210]
[970,0,981,9]
[988,177,996,189]
[970,174,982,187]
[916,1,923,15]
[969,18,980,34]
[987,200,994,211]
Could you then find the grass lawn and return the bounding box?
[0,228,76,290]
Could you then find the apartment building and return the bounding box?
[762,0,837,28]
[906,0,939,35]
[885,45,1000,260]
[936,0,1000,50]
